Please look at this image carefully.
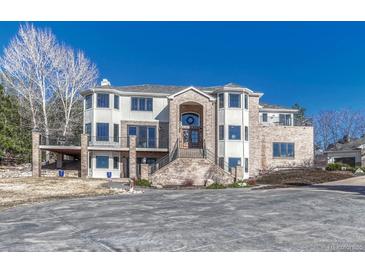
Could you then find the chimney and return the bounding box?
[100,78,111,86]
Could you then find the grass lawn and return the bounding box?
[0,177,117,210]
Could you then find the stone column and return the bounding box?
[129,135,137,179]
[234,166,244,181]
[140,164,149,180]
[32,131,41,177]
[56,153,63,169]
[80,134,88,178]
[248,94,261,176]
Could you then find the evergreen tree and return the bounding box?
[0,84,31,161]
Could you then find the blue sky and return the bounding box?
[0,22,364,115]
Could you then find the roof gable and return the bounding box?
[167,86,215,101]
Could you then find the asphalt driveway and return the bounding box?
[1,177,365,251]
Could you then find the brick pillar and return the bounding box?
[129,135,137,179]
[32,131,41,177]
[80,134,88,178]
[140,164,149,180]
[234,166,244,181]
[56,153,63,169]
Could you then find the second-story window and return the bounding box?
[219,93,224,108]
[85,123,92,141]
[228,125,241,140]
[279,114,292,126]
[244,94,248,109]
[245,126,249,141]
[128,125,156,148]
[131,97,153,111]
[229,93,241,108]
[219,125,224,140]
[96,123,109,141]
[114,95,119,109]
[85,94,92,109]
[113,124,119,142]
[262,113,268,122]
[97,93,109,108]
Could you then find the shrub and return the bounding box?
[227,180,248,188]
[326,163,344,171]
[135,179,152,187]
[206,182,226,189]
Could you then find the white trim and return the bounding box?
[259,107,299,113]
[167,86,216,101]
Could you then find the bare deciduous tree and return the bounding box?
[314,109,365,150]
[0,24,98,139]
[52,46,98,136]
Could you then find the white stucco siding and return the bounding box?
[89,151,121,178]
[120,96,169,122]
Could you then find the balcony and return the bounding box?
[260,117,313,127]
[88,136,168,149]
[40,135,81,146]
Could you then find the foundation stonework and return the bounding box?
[140,164,149,180]
[150,158,234,186]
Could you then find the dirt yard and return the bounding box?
[256,168,354,188]
[0,177,120,210]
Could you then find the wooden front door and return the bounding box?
[180,128,201,148]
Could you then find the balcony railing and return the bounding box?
[88,136,168,149]
[260,117,313,127]
[40,135,81,146]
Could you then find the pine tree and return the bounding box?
[0,84,31,161]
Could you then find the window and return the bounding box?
[244,94,248,109]
[229,93,241,108]
[219,93,224,108]
[279,114,292,126]
[131,97,153,111]
[96,156,109,169]
[128,125,156,148]
[228,157,241,171]
[245,158,248,173]
[181,113,200,126]
[89,154,92,169]
[273,142,295,158]
[114,95,119,109]
[97,93,109,108]
[262,113,268,122]
[113,156,119,169]
[85,95,92,109]
[228,125,241,140]
[244,126,249,141]
[96,123,109,141]
[85,123,92,141]
[219,125,224,140]
[113,124,119,142]
[219,157,225,169]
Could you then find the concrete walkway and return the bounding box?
[1,178,365,251]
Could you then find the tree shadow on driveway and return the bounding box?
[309,184,365,196]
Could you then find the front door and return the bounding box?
[181,128,201,148]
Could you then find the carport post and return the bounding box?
[56,153,63,169]
[32,130,41,177]
[129,135,137,179]
[80,134,88,178]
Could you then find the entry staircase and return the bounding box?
[149,139,230,175]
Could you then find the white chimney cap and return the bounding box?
[101,79,111,86]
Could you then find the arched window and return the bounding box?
[181,113,200,126]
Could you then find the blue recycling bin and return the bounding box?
[58,170,65,177]
[107,172,112,179]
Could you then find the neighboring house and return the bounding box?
[325,136,365,167]
[33,80,314,186]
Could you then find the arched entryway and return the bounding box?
[179,102,203,148]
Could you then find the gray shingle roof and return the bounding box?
[93,83,246,95]
[327,136,365,151]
